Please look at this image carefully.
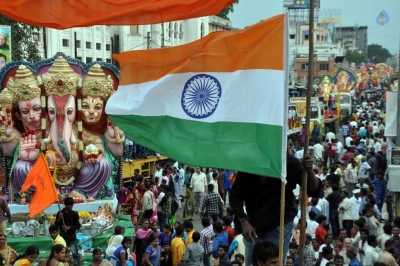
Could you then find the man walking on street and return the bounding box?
[200,218,214,266]
[191,167,207,214]
[223,170,233,205]
[200,184,223,222]
[55,197,81,265]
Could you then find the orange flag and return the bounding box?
[20,153,58,217]
[0,0,236,30]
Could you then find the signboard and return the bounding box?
[291,0,320,9]
[322,18,342,23]
[0,25,11,71]
[391,150,400,165]
[376,9,390,26]
[296,102,306,117]
[290,97,319,102]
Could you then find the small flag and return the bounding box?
[20,153,58,217]
[106,14,288,179]
[376,9,390,26]
[0,0,235,29]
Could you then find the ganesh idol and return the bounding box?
[70,64,124,201]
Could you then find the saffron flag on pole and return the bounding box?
[106,14,288,179]
[20,153,59,216]
[0,0,235,30]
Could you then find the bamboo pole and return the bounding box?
[278,181,286,264]
[298,0,315,265]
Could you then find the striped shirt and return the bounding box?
[200,225,214,254]
[341,124,349,136]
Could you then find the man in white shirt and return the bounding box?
[373,139,381,152]
[350,189,361,221]
[335,139,343,160]
[307,210,319,238]
[320,246,333,266]
[339,191,353,237]
[350,120,358,129]
[364,235,381,266]
[154,164,163,179]
[358,157,370,179]
[190,166,208,213]
[345,136,353,147]
[313,140,324,160]
[295,147,304,160]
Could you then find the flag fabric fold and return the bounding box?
[0,0,235,29]
[20,153,59,216]
[106,14,288,179]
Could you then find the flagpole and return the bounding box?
[298,0,315,265]
[278,181,286,263]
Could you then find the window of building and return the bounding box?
[289,34,295,40]
[317,35,320,41]
[86,42,91,49]
[96,43,101,50]
[320,63,329,71]
[168,22,172,38]
[301,63,308,70]
[62,39,69,47]
[200,22,205,38]
[86,57,93,63]
[96,58,102,62]
[106,59,112,63]
[179,23,183,39]
[33,32,40,42]
[130,25,139,35]
[174,22,178,39]
[77,57,82,61]
[304,35,309,40]
[76,40,81,48]
[106,44,111,51]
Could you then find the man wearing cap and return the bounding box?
[350,189,361,221]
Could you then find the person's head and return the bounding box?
[335,237,344,249]
[201,217,210,228]
[195,166,201,174]
[333,255,344,266]
[207,183,214,192]
[345,246,358,260]
[377,171,385,180]
[64,249,70,263]
[359,228,369,240]
[49,224,60,240]
[0,54,6,69]
[47,244,65,265]
[226,207,234,217]
[234,254,245,265]
[322,167,328,175]
[312,239,319,250]
[288,242,298,257]
[163,242,171,253]
[23,245,39,262]
[252,241,279,266]
[324,179,332,188]
[0,234,6,248]
[92,248,103,263]
[142,219,150,230]
[163,224,172,234]
[232,260,243,266]
[149,233,160,247]
[367,235,378,247]
[192,231,200,243]
[182,220,193,232]
[343,238,352,248]
[340,191,348,200]
[134,169,140,176]
[214,221,224,234]
[385,240,396,254]
[222,216,231,227]
[317,215,327,225]
[305,233,312,245]
[114,226,125,235]
[383,223,392,235]
[322,246,334,260]
[122,237,132,249]
[175,226,184,237]
[392,225,400,236]
[218,244,229,259]
[311,197,319,206]
[339,229,347,239]
[325,234,333,245]
[285,257,293,266]
[309,210,317,221]
[151,221,159,231]
[63,197,74,211]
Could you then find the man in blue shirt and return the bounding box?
[212,222,228,259]
[371,171,388,211]
[312,125,320,145]
[346,246,362,266]
[223,170,233,205]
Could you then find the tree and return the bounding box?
[346,49,367,65]
[216,1,239,20]
[367,44,392,64]
[0,15,42,62]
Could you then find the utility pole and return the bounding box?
[161,23,165,48]
[146,32,151,49]
[298,0,314,265]
[397,38,400,146]
[74,31,77,59]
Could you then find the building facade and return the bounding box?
[35,16,234,63]
[333,26,368,54]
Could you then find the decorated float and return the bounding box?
[0,53,124,213]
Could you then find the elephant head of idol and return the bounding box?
[41,56,80,164]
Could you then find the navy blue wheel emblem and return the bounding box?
[181,74,222,119]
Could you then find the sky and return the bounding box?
[229,0,400,54]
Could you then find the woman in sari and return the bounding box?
[105,226,125,260]
[91,248,112,266]
[110,237,134,266]
[0,234,18,265]
[130,182,142,232]
[143,235,161,266]
[134,219,152,266]
[183,185,194,220]
[13,246,39,266]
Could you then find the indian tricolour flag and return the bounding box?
[106,14,288,179]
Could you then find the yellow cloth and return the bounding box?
[171,237,185,266]
[52,235,67,247]
[185,230,194,246]
[15,258,32,266]
[0,245,18,264]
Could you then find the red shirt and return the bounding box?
[223,225,235,245]
[341,152,354,167]
[315,226,328,246]
[328,143,337,156]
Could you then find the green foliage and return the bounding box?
[346,50,367,65]
[368,44,392,64]
[216,1,239,20]
[0,14,42,62]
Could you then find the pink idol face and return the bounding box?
[82,96,104,123]
[17,97,41,129]
[47,95,76,123]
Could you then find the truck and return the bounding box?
[122,155,170,185]
[333,92,352,121]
